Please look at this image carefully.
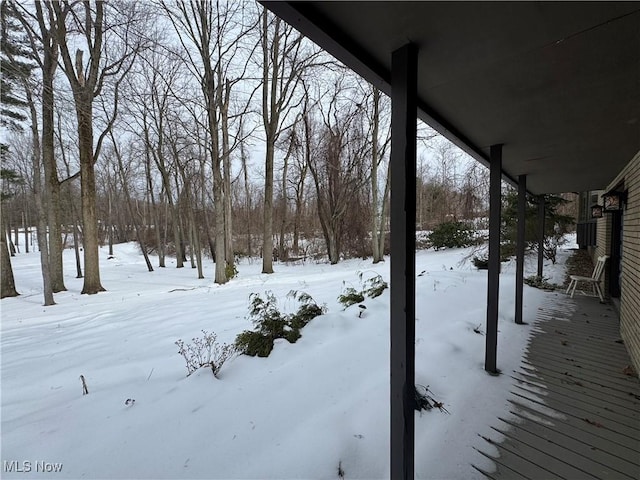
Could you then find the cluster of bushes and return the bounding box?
[175,291,325,377]
[234,291,326,357]
[177,272,393,377]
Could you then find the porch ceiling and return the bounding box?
[262,1,640,195]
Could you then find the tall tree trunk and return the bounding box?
[20,48,55,304]
[143,118,165,267]
[378,161,391,258]
[206,75,227,284]
[212,164,227,282]
[77,97,105,294]
[241,140,252,257]
[261,10,278,275]
[13,217,19,251]
[157,164,183,268]
[40,17,65,292]
[22,211,28,253]
[190,217,203,278]
[327,228,340,265]
[73,221,83,278]
[107,187,114,256]
[1,212,18,298]
[371,88,382,263]
[263,138,275,272]
[47,177,65,291]
[221,79,234,273]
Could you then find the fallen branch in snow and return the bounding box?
[79,375,89,395]
[414,384,449,414]
[169,287,198,293]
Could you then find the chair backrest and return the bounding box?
[592,255,609,281]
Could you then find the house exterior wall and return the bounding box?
[605,151,640,374]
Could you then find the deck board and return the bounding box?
[476,294,640,479]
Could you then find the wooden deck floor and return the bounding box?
[475,293,640,480]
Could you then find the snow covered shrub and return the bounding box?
[235,330,275,357]
[288,290,326,329]
[337,287,365,309]
[428,221,475,250]
[472,256,489,269]
[362,274,388,299]
[235,291,325,357]
[338,273,388,309]
[175,330,236,378]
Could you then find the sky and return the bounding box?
[0,238,574,479]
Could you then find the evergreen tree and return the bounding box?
[501,189,574,263]
[0,143,21,298]
[0,0,35,130]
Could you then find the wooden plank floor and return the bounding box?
[474,293,640,480]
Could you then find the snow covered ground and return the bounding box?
[1,237,576,479]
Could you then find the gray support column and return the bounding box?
[390,43,417,480]
[537,195,545,277]
[515,175,526,325]
[485,144,502,374]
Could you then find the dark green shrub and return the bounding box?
[235,331,274,357]
[472,256,489,269]
[428,221,475,250]
[288,290,326,328]
[338,287,365,309]
[501,191,574,264]
[338,273,389,311]
[235,291,325,357]
[363,274,388,299]
[283,328,301,343]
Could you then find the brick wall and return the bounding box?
[606,152,640,374]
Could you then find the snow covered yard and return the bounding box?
[1,241,574,479]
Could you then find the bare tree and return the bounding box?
[106,130,154,273]
[307,81,371,264]
[50,1,143,294]
[368,87,391,263]
[276,119,299,260]
[12,1,66,294]
[259,8,321,273]
[161,0,256,284]
[130,50,185,268]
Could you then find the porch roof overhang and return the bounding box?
[261,1,640,195]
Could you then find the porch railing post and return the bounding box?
[537,195,545,277]
[390,42,417,480]
[515,174,527,325]
[485,144,502,374]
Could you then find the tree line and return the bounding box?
[1,0,491,304]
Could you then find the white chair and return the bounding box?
[566,255,609,302]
